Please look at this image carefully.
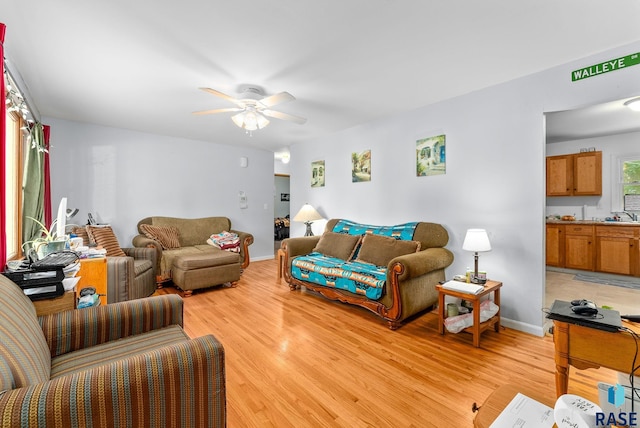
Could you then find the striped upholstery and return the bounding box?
[51,325,189,378]
[39,294,183,358]
[105,247,157,304]
[0,276,226,427]
[0,275,51,390]
[0,335,226,427]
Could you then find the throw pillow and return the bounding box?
[70,226,90,247]
[312,232,362,260]
[140,224,181,250]
[355,233,421,267]
[85,225,127,257]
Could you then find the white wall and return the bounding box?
[546,132,640,220]
[46,119,276,261]
[289,40,640,335]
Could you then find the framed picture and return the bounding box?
[311,160,325,187]
[280,193,290,201]
[416,134,446,176]
[352,150,371,182]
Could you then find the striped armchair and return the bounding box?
[0,274,226,427]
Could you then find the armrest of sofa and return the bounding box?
[230,229,254,269]
[38,294,184,358]
[281,236,321,258]
[0,335,225,427]
[132,233,163,271]
[388,248,454,282]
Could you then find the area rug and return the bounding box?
[573,273,640,291]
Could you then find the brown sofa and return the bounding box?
[132,216,253,296]
[283,219,454,329]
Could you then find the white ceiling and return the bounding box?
[546,96,640,143]
[3,1,640,153]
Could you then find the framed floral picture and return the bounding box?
[416,134,446,176]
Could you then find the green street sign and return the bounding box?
[571,52,640,81]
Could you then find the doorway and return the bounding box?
[274,174,290,253]
[544,97,640,315]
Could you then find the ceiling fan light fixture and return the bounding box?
[624,97,640,112]
[231,110,269,131]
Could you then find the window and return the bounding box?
[613,154,640,212]
[4,106,24,260]
[4,71,28,261]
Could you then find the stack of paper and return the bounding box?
[490,393,554,427]
[441,280,484,294]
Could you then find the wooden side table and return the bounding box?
[33,290,76,316]
[436,279,502,347]
[76,258,108,305]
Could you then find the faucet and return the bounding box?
[619,211,638,222]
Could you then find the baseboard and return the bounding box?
[252,254,276,262]
[501,317,544,337]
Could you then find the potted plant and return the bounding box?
[22,216,68,259]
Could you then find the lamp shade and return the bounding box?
[462,229,491,252]
[293,204,323,223]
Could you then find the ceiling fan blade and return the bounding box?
[199,87,245,107]
[192,107,242,115]
[259,91,295,108]
[262,109,307,124]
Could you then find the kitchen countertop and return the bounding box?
[546,219,640,226]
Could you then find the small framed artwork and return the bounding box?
[281,193,290,201]
[352,150,371,182]
[416,134,446,176]
[311,160,325,187]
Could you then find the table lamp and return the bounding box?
[462,228,491,284]
[293,203,323,236]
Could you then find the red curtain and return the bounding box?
[1,23,7,268]
[43,125,52,227]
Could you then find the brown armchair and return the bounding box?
[0,274,226,427]
[73,226,157,303]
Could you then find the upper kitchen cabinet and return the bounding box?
[546,151,602,196]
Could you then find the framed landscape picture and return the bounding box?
[311,160,325,187]
[352,150,371,182]
[416,134,446,176]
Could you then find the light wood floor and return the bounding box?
[156,261,628,427]
[545,270,639,315]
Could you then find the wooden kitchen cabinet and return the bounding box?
[595,226,639,276]
[546,224,564,267]
[546,151,602,196]
[564,225,594,271]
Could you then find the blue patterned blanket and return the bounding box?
[332,219,418,240]
[291,220,419,300]
[291,252,387,299]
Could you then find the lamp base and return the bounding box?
[470,275,487,285]
[304,222,314,237]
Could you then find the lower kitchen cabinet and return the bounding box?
[546,223,640,277]
[546,224,564,267]
[595,226,639,276]
[564,225,594,271]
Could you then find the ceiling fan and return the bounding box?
[193,85,307,134]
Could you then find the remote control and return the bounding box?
[621,315,640,322]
